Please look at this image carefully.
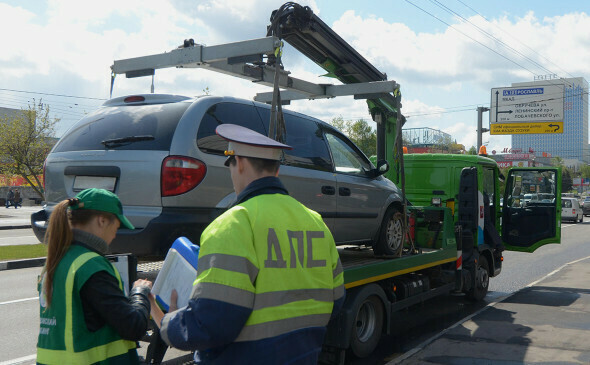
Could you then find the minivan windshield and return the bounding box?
[53,103,190,152]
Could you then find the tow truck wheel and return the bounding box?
[467,255,489,301]
[350,295,384,358]
[374,208,403,256]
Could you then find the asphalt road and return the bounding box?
[0,221,587,364]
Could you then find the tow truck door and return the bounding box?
[502,167,561,252]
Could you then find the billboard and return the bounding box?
[490,84,564,135]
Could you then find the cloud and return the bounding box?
[1,0,588,153]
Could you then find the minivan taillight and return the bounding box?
[161,156,207,197]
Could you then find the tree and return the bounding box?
[0,101,59,199]
[329,117,377,158]
[467,146,477,155]
[562,167,573,192]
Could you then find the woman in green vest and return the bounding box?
[37,188,152,365]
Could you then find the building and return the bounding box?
[511,77,589,165]
[403,127,458,153]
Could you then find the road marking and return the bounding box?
[0,297,38,306]
[0,354,36,365]
[389,254,590,364]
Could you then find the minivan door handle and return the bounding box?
[339,187,351,196]
[321,186,336,195]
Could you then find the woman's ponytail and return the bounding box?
[40,199,74,307]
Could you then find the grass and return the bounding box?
[0,244,47,261]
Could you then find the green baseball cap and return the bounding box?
[71,188,134,230]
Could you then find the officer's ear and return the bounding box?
[235,155,246,173]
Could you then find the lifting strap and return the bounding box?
[268,41,287,145]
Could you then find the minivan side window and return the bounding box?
[197,103,266,155]
[255,107,332,172]
[324,130,372,175]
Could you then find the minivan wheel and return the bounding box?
[374,208,403,256]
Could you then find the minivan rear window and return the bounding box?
[52,103,190,152]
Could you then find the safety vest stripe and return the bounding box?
[198,253,259,283]
[252,288,334,310]
[36,339,135,364]
[333,260,343,278]
[56,252,135,364]
[197,266,255,293]
[333,284,345,300]
[192,282,255,308]
[65,252,99,352]
[247,299,332,325]
[235,313,331,342]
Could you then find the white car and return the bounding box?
[562,197,583,223]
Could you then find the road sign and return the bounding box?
[490,121,563,135]
[490,84,564,134]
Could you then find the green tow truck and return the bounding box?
[109,3,562,362]
[263,5,562,361]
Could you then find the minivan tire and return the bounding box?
[373,207,403,256]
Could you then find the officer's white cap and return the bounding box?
[215,124,292,166]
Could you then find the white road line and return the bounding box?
[0,354,36,365]
[0,297,38,306]
[389,254,590,365]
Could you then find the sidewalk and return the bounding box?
[0,205,39,230]
[390,256,590,364]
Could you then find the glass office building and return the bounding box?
[511,77,589,164]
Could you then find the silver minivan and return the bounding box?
[32,94,403,257]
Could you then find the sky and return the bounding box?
[1,0,590,154]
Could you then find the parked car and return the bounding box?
[32,94,403,257]
[561,197,583,223]
[522,193,538,206]
[582,197,590,216]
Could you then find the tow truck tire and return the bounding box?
[467,255,489,301]
[374,208,403,256]
[350,295,384,358]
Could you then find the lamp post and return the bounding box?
[477,106,490,152]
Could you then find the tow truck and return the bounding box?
[109,3,562,362]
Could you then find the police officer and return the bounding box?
[150,124,345,364]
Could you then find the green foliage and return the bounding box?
[467,146,477,155]
[0,244,47,260]
[0,101,59,199]
[579,164,590,179]
[329,117,376,158]
[551,156,564,167]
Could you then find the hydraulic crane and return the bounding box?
[110,2,405,186]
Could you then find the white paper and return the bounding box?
[152,248,198,310]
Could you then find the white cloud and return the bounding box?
[1,1,589,151]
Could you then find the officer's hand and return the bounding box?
[169,289,179,312]
[133,279,152,290]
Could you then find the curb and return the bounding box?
[0,257,46,271]
[0,225,32,230]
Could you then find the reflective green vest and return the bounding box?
[195,193,345,342]
[37,245,137,365]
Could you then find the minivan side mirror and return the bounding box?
[370,159,389,178]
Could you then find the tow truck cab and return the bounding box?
[404,153,561,264]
